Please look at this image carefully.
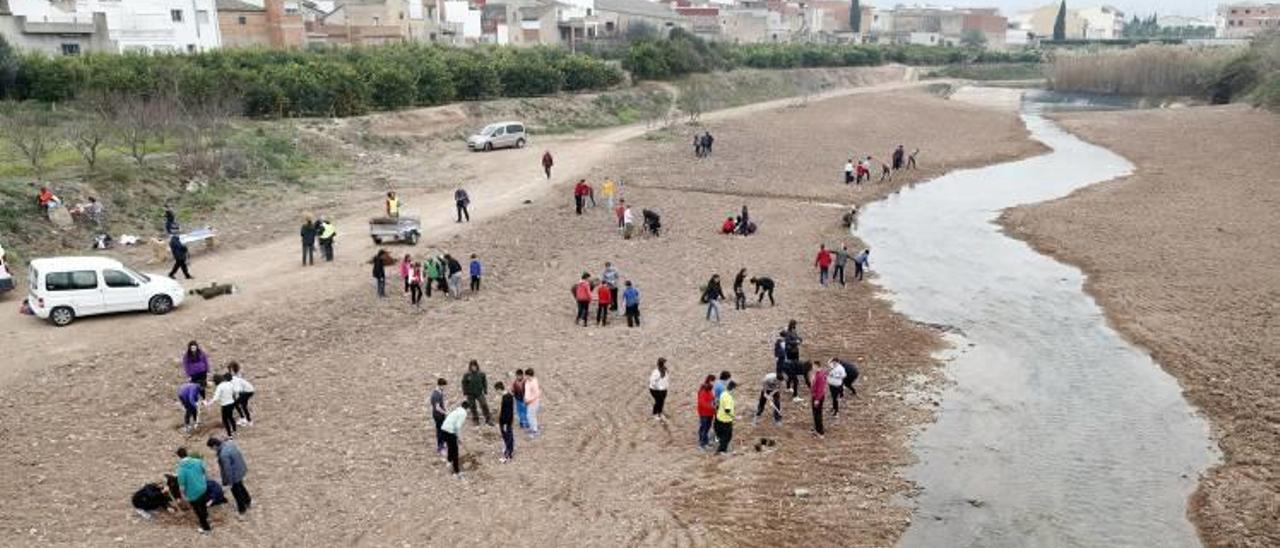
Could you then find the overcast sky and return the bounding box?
[914,1,1221,19]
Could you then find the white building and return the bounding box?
[7,0,221,52]
[1076,5,1124,39]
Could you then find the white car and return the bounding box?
[466,121,527,152]
[25,256,186,326]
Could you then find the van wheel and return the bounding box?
[50,306,75,327]
[149,295,174,315]
[516,138,526,149]
[484,142,493,152]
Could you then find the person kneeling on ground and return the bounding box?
[721,217,736,234]
[132,481,174,520]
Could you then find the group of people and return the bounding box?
[814,244,870,286]
[842,145,919,186]
[692,131,716,158]
[155,341,257,534]
[370,250,481,303]
[299,214,338,266]
[572,262,642,327]
[700,269,776,322]
[719,204,756,236]
[430,365,543,475]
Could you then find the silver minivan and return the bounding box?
[467,121,527,152]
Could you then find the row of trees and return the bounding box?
[1122,15,1216,39]
[0,41,624,118]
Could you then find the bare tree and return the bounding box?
[0,104,63,177]
[113,93,177,167]
[64,94,112,171]
[174,94,240,177]
[678,77,712,124]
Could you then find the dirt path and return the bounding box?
[0,74,930,384]
[0,83,1044,548]
[1000,104,1280,548]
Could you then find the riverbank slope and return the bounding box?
[1000,104,1280,547]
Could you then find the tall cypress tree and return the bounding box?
[850,0,862,35]
[1053,0,1068,41]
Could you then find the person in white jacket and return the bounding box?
[826,359,848,417]
[648,358,670,420]
[228,361,256,427]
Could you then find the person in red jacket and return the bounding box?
[573,273,592,327]
[573,180,590,215]
[542,150,554,180]
[811,366,829,438]
[595,282,612,326]
[814,244,833,287]
[614,199,627,229]
[696,375,716,451]
[721,217,736,234]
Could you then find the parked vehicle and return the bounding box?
[467,121,527,152]
[369,215,421,245]
[0,243,13,294]
[24,257,185,327]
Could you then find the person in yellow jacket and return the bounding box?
[318,218,337,262]
[385,191,400,218]
[601,178,617,210]
[714,380,737,454]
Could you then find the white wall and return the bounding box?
[8,0,222,52]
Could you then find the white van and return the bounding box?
[26,257,186,326]
[466,121,527,152]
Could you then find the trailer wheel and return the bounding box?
[407,232,420,245]
[372,236,383,244]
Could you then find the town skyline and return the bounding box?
[924,0,1222,19]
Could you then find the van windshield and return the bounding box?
[122,265,150,283]
[482,125,500,136]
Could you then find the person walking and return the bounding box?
[318,217,336,262]
[751,276,775,306]
[854,248,871,281]
[174,447,212,534]
[430,378,448,456]
[811,365,828,438]
[512,369,529,430]
[178,381,202,434]
[602,178,617,210]
[423,255,441,299]
[733,269,748,310]
[300,215,317,266]
[601,262,620,312]
[595,281,612,326]
[542,150,554,180]
[371,250,389,298]
[461,361,493,426]
[648,358,670,421]
[408,261,424,305]
[702,274,725,323]
[497,382,515,462]
[693,134,704,158]
[181,341,211,398]
[623,280,641,328]
[827,359,847,417]
[844,158,855,185]
[702,131,715,156]
[164,205,180,235]
[212,374,238,438]
[573,180,589,215]
[573,273,592,327]
[206,436,251,517]
[228,361,255,427]
[614,199,626,230]
[469,254,482,292]
[753,371,783,425]
[714,381,737,454]
[399,254,414,294]
[454,188,471,223]
[167,235,192,279]
[524,368,542,437]
[833,245,850,286]
[696,375,716,451]
[446,254,463,298]
[814,244,833,286]
[441,401,471,476]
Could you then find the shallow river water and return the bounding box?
[858,94,1220,547]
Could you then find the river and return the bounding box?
[856,91,1220,547]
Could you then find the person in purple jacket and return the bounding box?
[178,382,202,434]
[182,341,211,398]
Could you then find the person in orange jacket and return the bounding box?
[573,273,592,327]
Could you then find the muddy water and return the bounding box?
[859,99,1219,547]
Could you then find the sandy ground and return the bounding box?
[1000,104,1280,548]
[0,88,1042,546]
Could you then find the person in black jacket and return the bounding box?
[733,269,748,310]
[751,276,775,306]
[497,381,515,462]
[300,215,317,266]
[703,274,725,323]
[131,481,173,520]
[445,254,463,298]
[167,235,192,279]
[461,360,492,426]
[164,205,179,235]
[371,249,388,297]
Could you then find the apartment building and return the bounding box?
[1076,5,1124,39]
[872,6,1007,48]
[1216,2,1280,38]
[6,0,221,52]
[0,0,114,54]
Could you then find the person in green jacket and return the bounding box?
[423,255,441,298]
[174,447,212,534]
[461,360,493,426]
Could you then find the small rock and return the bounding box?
[793,488,810,498]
